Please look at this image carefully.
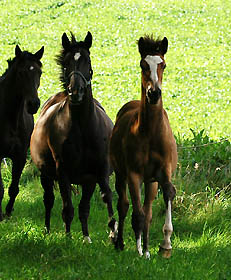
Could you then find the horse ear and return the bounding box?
[138,37,145,56]
[161,37,168,55]
[34,46,44,60]
[62,32,71,50]
[84,31,92,49]
[15,45,22,57]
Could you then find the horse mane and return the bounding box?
[138,35,164,57]
[56,33,90,88]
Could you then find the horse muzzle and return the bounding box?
[146,87,161,104]
[27,97,40,114]
[68,85,85,105]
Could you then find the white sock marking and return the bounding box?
[162,200,173,249]
[137,235,143,256]
[109,221,118,239]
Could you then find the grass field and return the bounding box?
[0,0,231,279]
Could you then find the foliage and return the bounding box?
[0,0,231,279]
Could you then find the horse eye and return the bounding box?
[29,66,34,71]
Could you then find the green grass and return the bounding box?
[0,0,231,279]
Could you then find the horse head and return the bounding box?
[58,31,93,105]
[138,36,168,104]
[13,45,44,114]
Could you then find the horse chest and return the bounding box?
[62,131,105,174]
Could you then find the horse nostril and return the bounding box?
[156,87,161,95]
[148,87,154,96]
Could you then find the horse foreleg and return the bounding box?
[57,166,74,234]
[128,172,144,256]
[5,157,26,216]
[115,174,129,251]
[41,174,55,233]
[159,181,176,258]
[78,183,96,243]
[0,164,4,221]
[143,182,158,259]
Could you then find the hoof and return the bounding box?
[5,205,14,217]
[3,212,11,220]
[108,219,118,244]
[137,246,143,256]
[115,239,124,251]
[145,251,150,259]
[44,227,50,235]
[5,211,12,218]
[66,232,72,239]
[159,246,172,258]
[83,236,92,244]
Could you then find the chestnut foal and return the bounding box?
[110,35,177,258]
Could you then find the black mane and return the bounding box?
[138,35,165,57]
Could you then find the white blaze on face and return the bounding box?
[74,52,81,61]
[144,55,163,83]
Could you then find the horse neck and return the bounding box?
[1,71,25,122]
[138,84,164,134]
[70,88,94,128]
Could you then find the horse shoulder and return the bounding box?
[116,100,140,122]
[110,104,144,173]
[41,92,67,116]
[31,100,71,169]
[47,101,72,157]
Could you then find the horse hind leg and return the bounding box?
[159,181,176,258]
[114,174,129,251]
[41,174,55,233]
[56,161,75,234]
[78,183,96,243]
[98,176,117,242]
[5,157,26,217]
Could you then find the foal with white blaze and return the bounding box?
[110,35,177,258]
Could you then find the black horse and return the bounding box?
[0,45,44,220]
[30,32,117,242]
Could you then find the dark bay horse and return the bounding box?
[110,36,177,258]
[30,32,117,242]
[0,45,44,220]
